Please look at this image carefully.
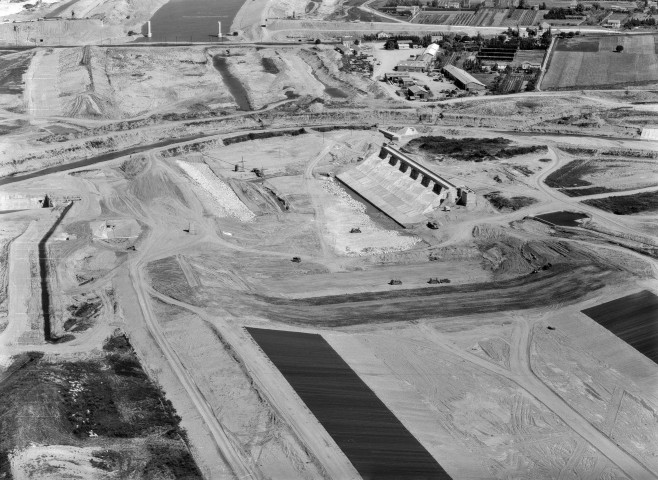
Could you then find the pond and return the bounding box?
[535,211,589,227]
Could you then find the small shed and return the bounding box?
[407,85,428,100]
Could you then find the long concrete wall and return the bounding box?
[337,145,458,226]
[378,144,458,202]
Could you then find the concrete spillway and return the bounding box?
[337,152,447,226]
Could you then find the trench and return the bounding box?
[0,133,208,187]
[212,55,252,111]
[39,202,74,342]
[305,61,350,99]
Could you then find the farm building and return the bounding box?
[396,5,420,15]
[443,65,487,91]
[512,50,545,70]
[335,45,352,55]
[384,72,416,87]
[397,60,430,72]
[606,18,622,28]
[376,31,391,39]
[398,40,413,50]
[407,85,429,100]
[424,43,441,57]
[477,47,517,66]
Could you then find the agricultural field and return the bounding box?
[412,8,543,26]
[545,156,658,196]
[542,34,658,90]
[583,190,658,215]
[582,290,658,363]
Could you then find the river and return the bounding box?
[145,0,245,42]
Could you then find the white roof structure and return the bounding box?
[640,128,658,140]
[424,43,440,57]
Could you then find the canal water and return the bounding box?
[146,0,244,42]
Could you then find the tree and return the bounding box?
[575,3,585,13]
[615,44,624,52]
[384,39,398,50]
[315,38,322,44]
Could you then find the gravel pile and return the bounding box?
[321,180,420,256]
[177,161,255,222]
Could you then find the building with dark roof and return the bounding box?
[442,64,486,91]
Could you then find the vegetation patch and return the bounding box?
[559,186,617,197]
[146,256,199,305]
[63,295,102,333]
[0,51,34,95]
[261,57,280,75]
[223,128,307,146]
[484,192,538,211]
[407,136,546,161]
[583,191,658,215]
[545,159,596,188]
[0,335,202,479]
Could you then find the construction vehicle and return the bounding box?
[389,279,402,285]
[443,206,451,212]
[428,278,450,284]
[427,221,438,230]
[291,257,301,263]
[350,227,362,233]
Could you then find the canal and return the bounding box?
[145,0,245,42]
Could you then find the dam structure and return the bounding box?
[337,144,459,227]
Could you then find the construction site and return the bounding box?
[0,0,657,479]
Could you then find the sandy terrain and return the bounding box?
[1,23,658,480]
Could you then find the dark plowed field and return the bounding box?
[582,290,658,363]
[247,328,451,479]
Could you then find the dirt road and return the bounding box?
[420,322,658,480]
[147,288,361,480]
[0,220,42,346]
